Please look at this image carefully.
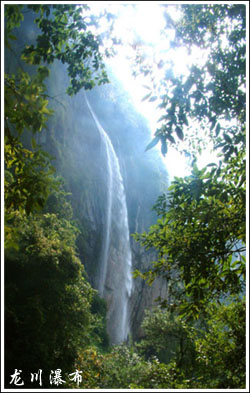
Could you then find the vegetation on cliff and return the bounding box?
[3,3,246,389]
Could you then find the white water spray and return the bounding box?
[85,96,133,343]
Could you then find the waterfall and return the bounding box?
[85,96,133,344]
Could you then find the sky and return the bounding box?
[86,2,221,180]
[1,1,245,182]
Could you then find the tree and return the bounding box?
[134,157,246,317]
[4,6,110,387]
[135,4,246,158]
[133,3,246,318]
[193,297,246,388]
[132,7,246,387]
[136,307,196,368]
[5,5,109,94]
[5,210,95,387]
[134,298,246,389]
[4,4,109,248]
[73,344,183,389]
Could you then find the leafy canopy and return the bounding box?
[133,4,246,318]
[5,210,96,386]
[4,4,109,247]
[134,297,245,389]
[135,306,196,368]
[5,4,109,94]
[137,4,246,158]
[4,5,110,385]
[193,298,246,389]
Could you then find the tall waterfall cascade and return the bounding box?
[85,96,133,344]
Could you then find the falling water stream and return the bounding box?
[85,96,133,343]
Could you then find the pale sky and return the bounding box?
[87,2,220,180]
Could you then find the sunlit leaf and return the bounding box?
[161,139,168,156]
[166,134,176,144]
[215,123,221,136]
[142,92,152,102]
[223,132,233,144]
[176,126,184,141]
[145,136,160,151]
[31,138,37,149]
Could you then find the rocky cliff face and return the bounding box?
[39,63,170,342]
[6,7,169,343]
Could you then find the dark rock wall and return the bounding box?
[44,70,169,339]
[6,9,170,338]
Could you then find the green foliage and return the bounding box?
[71,297,245,389]
[69,347,105,389]
[74,345,182,389]
[134,158,245,317]
[128,357,184,389]
[193,298,246,388]
[90,293,110,351]
[138,4,245,159]
[4,7,112,385]
[4,4,24,49]
[102,345,148,388]
[5,4,109,94]
[133,4,246,322]
[5,68,53,134]
[5,211,95,387]
[4,5,246,389]
[131,298,246,389]
[4,3,109,246]
[136,307,196,368]
[42,179,74,221]
[4,66,58,226]
[5,140,57,214]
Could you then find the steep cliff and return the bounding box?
[43,65,169,341]
[5,9,169,340]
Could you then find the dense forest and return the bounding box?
[3,3,246,390]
